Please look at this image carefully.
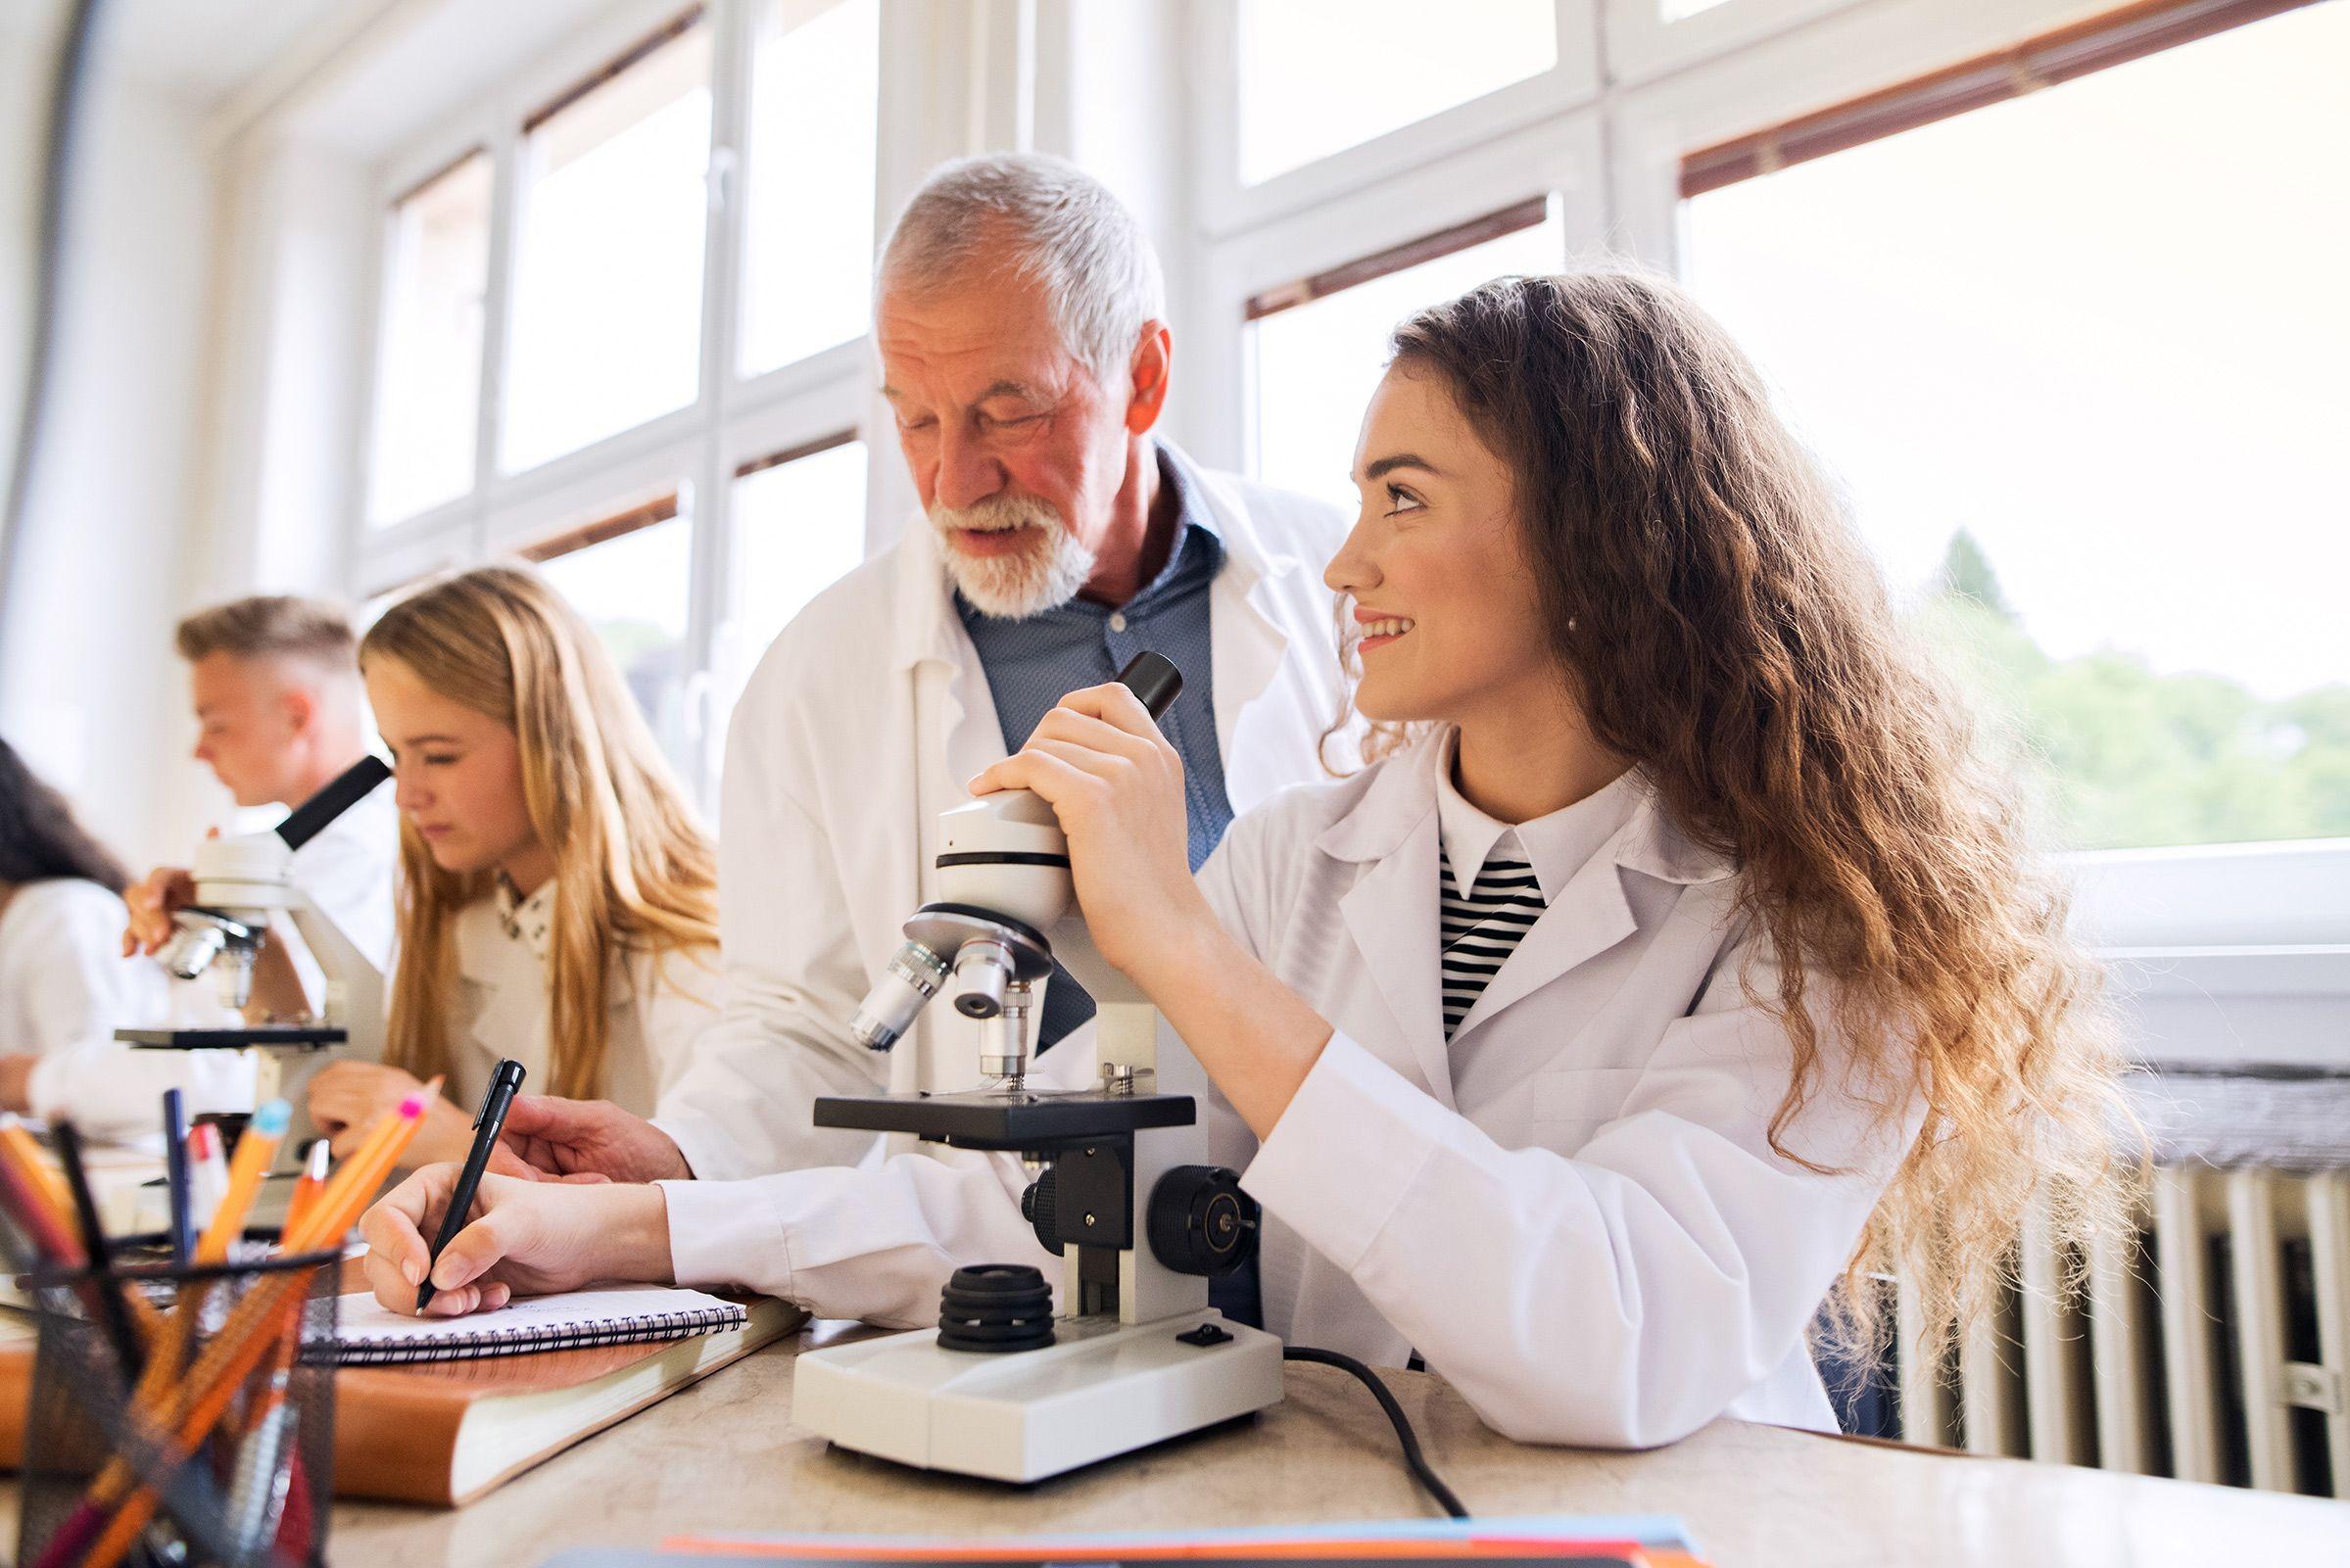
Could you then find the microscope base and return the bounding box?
[795,1308,1283,1482]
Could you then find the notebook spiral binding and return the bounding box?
[316,1304,748,1366]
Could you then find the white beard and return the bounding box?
[931,495,1097,620]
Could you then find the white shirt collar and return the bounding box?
[493,875,555,964]
[1433,730,1643,904]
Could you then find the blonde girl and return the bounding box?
[307,565,721,1166]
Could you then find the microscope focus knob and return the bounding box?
[1021,1167,1061,1257]
[1147,1165,1259,1277]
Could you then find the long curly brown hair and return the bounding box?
[1371,269,2134,1357]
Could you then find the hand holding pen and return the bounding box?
[416,1059,526,1311]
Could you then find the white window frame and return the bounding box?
[1188,0,1603,240]
[1601,0,1877,89]
[345,0,894,801]
[1185,0,2350,1055]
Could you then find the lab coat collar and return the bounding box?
[1317,728,1735,891]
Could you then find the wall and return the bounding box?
[0,45,222,867]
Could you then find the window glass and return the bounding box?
[368,152,492,523]
[707,439,868,808]
[503,21,713,473]
[1681,1,2350,849]
[740,0,881,375]
[535,510,695,739]
[1235,0,1557,187]
[1250,213,1564,515]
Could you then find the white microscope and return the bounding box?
[793,653,1285,1482]
[117,754,392,1152]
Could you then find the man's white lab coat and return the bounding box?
[651,451,1351,1179]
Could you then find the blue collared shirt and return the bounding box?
[957,442,1235,1049]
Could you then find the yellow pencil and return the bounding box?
[193,1101,290,1264]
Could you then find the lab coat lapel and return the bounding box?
[896,516,1010,912]
[1449,849,1637,1046]
[1324,740,1455,1108]
[896,518,1011,1095]
[1189,461,1308,816]
[1450,789,1732,1044]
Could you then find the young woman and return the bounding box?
[306,565,723,1168]
[0,737,195,1130]
[357,273,2127,1449]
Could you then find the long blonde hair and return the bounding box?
[361,565,718,1099]
[1376,271,2135,1359]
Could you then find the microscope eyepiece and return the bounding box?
[1114,651,1181,722]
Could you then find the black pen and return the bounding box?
[51,1119,144,1377]
[162,1087,193,1266]
[416,1059,525,1310]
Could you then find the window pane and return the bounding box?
[536,513,695,739]
[1251,213,1563,515]
[740,0,880,375]
[1682,2,2350,851]
[1236,0,1556,187]
[369,152,491,524]
[710,440,868,808]
[503,23,713,473]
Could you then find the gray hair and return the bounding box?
[878,153,1168,384]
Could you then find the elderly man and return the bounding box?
[466,154,1347,1324]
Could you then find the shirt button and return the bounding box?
[1108,612,1128,633]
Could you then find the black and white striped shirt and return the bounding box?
[1438,844,1544,1037]
[1431,740,1643,1043]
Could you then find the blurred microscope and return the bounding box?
[793,653,1284,1482]
[116,755,391,1153]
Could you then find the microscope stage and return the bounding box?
[794,1309,1283,1482]
[813,1089,1195,1150]
[116,1026,347,1051]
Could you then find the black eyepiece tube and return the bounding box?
[1116,651,1182,722]
[276,754,392,851]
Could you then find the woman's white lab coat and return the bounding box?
[662,732,1921,1449]
[3,879,254,1137]
[439,884,723,1114]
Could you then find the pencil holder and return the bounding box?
[17,1235,341,1568]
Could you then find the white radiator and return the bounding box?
[1894,1167,2350,1497]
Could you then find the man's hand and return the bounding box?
[121,866,198,957]
[359,1164,673,1317]
[497,1094,692,1183]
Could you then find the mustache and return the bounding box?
[930,496,1062,536]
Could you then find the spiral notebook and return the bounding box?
[327,1284,751,1366]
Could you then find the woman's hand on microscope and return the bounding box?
[310,1061,491,1168]
[967,681,1220,989]
[360,1164,673,1316]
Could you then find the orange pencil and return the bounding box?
[279,1139,330,1242]
[0,1117,72,1216]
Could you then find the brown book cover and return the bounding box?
[1,1295,803,1506]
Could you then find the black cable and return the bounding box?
[0,0,109,693]
[1284,1346,1468,1519]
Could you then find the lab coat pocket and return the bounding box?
[1519,1067,1651,1152]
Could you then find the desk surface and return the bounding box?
[11,1320,2348,1566]
[265,1322,2350,1564]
